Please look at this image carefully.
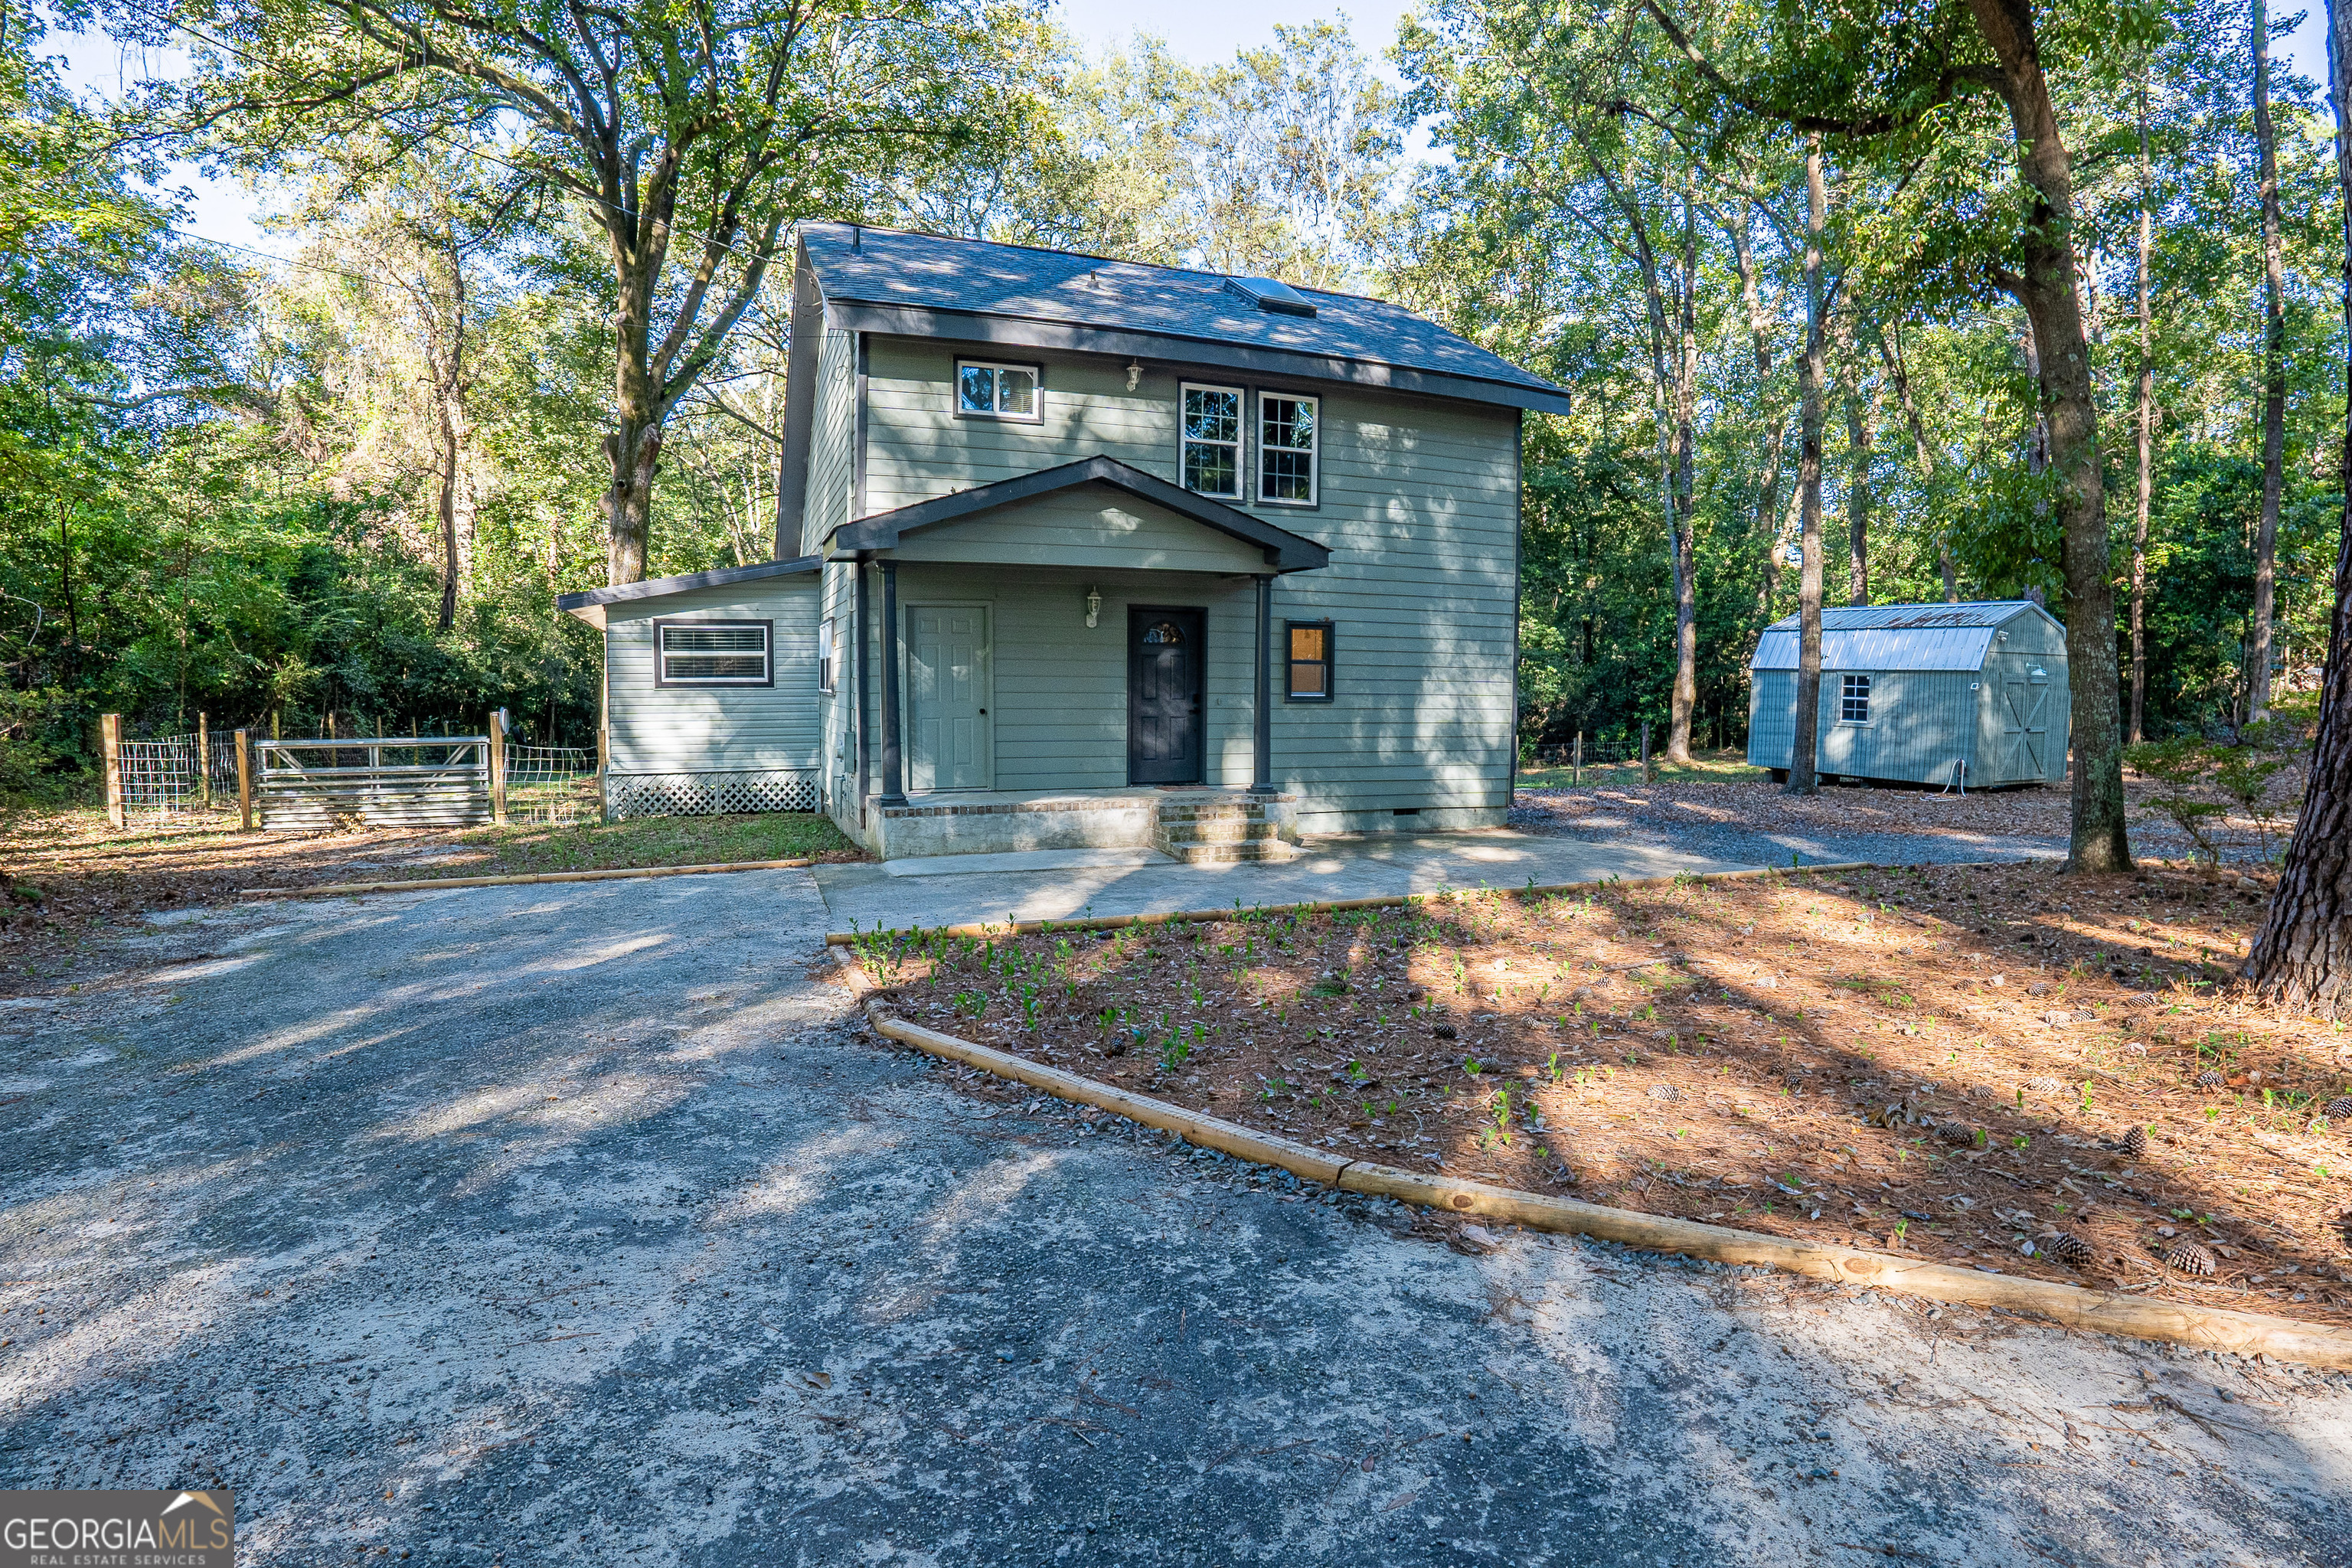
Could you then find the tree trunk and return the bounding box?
[605,259,664,585]
[1880,325,1951,599]
[1734,207,1792,614]
[2243,0,2352,1014]
[1788,133,1830,798]
[1667,195,1700,765]
[1967,0,2132,873]
[2132,71,2157,745]
[2251,0,2288,718]
[1833,310,1875,606]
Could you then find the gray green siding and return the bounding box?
[799,328,856,559]
[603,580,822,774]
[831,336,1518,831]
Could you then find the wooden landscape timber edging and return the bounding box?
[823,860,1918,945]
[856,999,2352,1371]
[242,858,818,900]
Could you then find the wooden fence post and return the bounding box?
[198,713,211,808]
[102,714,125,828]
[1573,730,1583,787]
[1641,720,1654,786]
[489,708,508,825]
[235,729,253,831]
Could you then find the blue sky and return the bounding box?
[44,2,2345,257]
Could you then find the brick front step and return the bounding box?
[1151,796,1298,862]
[1158,838,1301,864]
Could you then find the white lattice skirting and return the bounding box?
[606,769,820,821]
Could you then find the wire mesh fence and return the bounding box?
[114,731,240,825]
[503,743,600,826]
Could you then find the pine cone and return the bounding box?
[2161,1238,2216,1276]
[1936,1122,1976,1147]
[2026,1075,2060,1096]
[1431,1021,1458,1040]
[2040,1231,2091,1268]
[2122,1125,2149,1159]
[2195,1069,2225,1089]
[2325,1095,2352,1122]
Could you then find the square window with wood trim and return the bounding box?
[1259,392,1318,505]
[956,359,1042,421]
[1840,672,1872,724]
[1181,383,1244,498]
[655,620,773,687]
[1285,620,1334,701]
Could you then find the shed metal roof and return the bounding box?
[1750,600,2061,672]
[799,223,1573,416]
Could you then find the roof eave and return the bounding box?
[555,554,823,627]
[820,299,1575,417]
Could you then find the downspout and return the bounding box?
[855,557,871,828]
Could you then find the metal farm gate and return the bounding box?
[255,737,493,831]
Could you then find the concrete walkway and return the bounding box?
[815,828,1756,933]
[5,870,2347,1565]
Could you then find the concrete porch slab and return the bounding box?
[880,846,1175,878]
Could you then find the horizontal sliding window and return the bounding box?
[956,359,1041,421]
[657,620,772,686]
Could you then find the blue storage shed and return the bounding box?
[1746,601,2069,789]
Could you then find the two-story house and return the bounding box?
[558,223,1571,861]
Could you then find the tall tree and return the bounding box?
[2249,0,2288,717]
[2131,67,2157,743]
[2243,0,2352,1013]
[170,0,1019,584]
[1788,133,1831,796]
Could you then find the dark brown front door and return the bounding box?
[1128,607,1204,785]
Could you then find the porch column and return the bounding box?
[877,559,907,805]
[1251,573,1274,794]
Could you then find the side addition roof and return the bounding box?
[556,555,822,629]
[797,223,1574,418]
[831,455,1330,573]
[1750,600,2064,674]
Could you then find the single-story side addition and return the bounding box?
[558,224,1573,860]
[1746,600,2069,789]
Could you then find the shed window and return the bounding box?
[658,621,772,686]
[1286,620,1334,701]
[1840,672,1872,724]
[1259,394,1318,505]
[1181,384,1243,498]
[956,360,1040,421]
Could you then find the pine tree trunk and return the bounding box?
[2251,0,2288,718]
[1967,0,2132,873]
[2242,0,2352,1014]
[2132,72,2156,746]
[1667,196,1701,765]
[1788,134,1830,799]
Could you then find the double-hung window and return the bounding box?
[1181,383,1244,498]
[657,620,772,687]
[1285,620,1334,701]
[1840,672,1872,724]
[817,616,837,694]
[1259,393,1318,505]
[956,359,1041,421]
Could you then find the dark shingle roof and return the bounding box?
[799,223,1570,415]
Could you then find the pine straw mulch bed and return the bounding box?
[851,860,2352,1329]
[0,808,866,997]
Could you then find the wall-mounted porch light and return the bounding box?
[1085,586,1102,629]
[1126,361,1142,391]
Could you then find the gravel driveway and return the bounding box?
[2,870,2347,1565]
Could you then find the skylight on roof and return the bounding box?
[1223,276,1317,318]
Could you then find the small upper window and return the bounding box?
[1181,384,1243,498]
[1286,620,1333,701]
[1259,394,1318,505]
[1841,672,1872,724]
[818,616,836,694]
[658,620,771,686]
[956,359,1040,421]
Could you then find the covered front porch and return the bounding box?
[824,456,1329,859]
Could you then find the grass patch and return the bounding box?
[449,812,858,876]
[1517,750,1766,790]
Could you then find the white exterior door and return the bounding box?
[908,604,991,792]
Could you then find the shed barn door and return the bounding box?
[2002,669,2051,779]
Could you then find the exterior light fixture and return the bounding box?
[1085,586,1102,629]
[1126,361,1142,391]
